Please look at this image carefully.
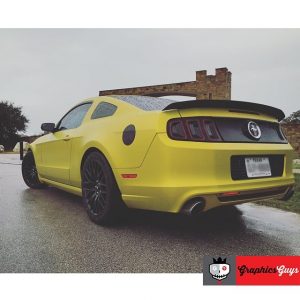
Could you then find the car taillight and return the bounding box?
[168,119,187,140]
[187,120,205,141]
[167,118,222,142]
[203,119,222,141]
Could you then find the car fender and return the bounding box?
[69,139,116,188]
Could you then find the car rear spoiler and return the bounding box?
[162,100,285,121]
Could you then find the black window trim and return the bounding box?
[55,101,93,131]
[90,101,118,120]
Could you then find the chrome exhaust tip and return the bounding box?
[182,198,205,216]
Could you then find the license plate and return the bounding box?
[245,157,271,178]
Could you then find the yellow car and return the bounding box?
[22,96,295,225]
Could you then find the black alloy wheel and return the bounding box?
[22,151,46,189]
[82,151,124,225]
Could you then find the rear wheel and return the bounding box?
[81,151,124,225]
[22,151,46,189]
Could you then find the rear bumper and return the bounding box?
[114,133,295,213]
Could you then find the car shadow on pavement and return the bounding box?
[123,205,246,235]
[21,186,247,236]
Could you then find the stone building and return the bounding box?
[99,67,231,100]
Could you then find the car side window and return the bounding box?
[91,102,117,119]
[57,103,92,131]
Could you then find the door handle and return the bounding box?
[63,135,71,141]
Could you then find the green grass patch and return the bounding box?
[256,174,300,213]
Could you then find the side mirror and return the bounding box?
[41,123,56,132]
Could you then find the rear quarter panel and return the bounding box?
[69,97,178,187]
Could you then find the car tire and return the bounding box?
[22,151,46,189]
[81,151,124,225]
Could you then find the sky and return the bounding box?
[0,29,299,135]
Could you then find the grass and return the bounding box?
[256,174,300,214]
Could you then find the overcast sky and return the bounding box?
[0,29,299,134]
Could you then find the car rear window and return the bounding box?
[111,95,175,111]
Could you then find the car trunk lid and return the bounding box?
[163,100,287,143]
[162,100,285,121]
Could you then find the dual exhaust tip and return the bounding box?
[182,197,205,216]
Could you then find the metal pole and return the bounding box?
[20,140,23,161]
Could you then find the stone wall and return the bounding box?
[282,123,300,157]
[22,135,42,143]
[195,68,231,100]
[99,68,231,100]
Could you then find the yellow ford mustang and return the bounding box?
[22,96,295,225]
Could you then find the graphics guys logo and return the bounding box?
[235,256,300,284]
[209,257,230,281]
[204,255,300,285]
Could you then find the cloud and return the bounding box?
[0,29,299,134]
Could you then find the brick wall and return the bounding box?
[22,135,42,143]
[281,123,300,157]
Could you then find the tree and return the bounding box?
[0,101,29,150]
[282,110,300,124]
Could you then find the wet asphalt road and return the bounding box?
[1,154,300,273]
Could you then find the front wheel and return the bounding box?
[81,151,124,225]
[22,151,46,189]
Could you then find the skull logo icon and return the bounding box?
[209,257,230,281]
